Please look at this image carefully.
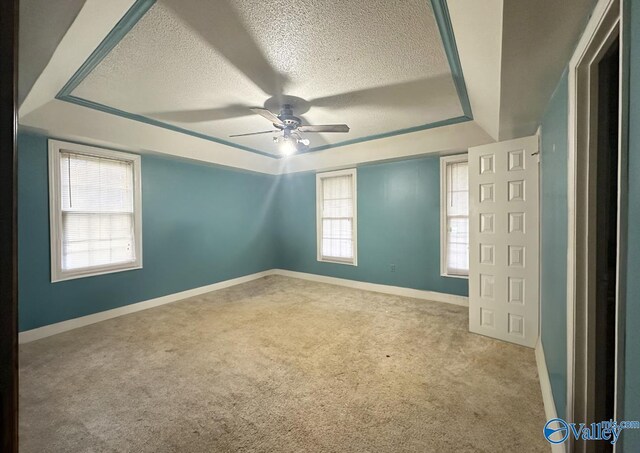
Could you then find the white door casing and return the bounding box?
[468,135,539,348]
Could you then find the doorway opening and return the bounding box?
[593,36,619,453]
[567,1,627,452]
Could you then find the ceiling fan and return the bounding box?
[229,104,350,155]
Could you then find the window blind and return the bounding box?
[320,174,354,262]
[446,160,469,275]
[59,152,136,270]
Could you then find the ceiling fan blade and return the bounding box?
[250,108,284,126]
[309,76,453,110]
[147,104,253,123]
[297,124,350,133]
[163,0,287,98]
[229,130,278,137]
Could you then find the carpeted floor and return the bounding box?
[20,275,548,452]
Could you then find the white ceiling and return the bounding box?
[18,0,86,104]
[18,0,597,174]
[69,0,463,156]
[497,0,597,140]
[447,0,503,141]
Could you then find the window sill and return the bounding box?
[52,262,142,283]
[317,257,357,266]
[441,272,469,280]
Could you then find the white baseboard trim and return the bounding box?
[18,270,274,344]
[535,340,565,453]
[270,269,469,307]
[19,269,468,343]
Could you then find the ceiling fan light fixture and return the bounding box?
[279,137,297,156]
[230,105,349,155]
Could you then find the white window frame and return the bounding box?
[48,139,143,282]
[316,168,358,266]
[440,154,469,279]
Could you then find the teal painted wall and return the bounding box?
[18,136,467,332]
[623,1,640,450]
[18,133,278,331]
[538,6,640,446]
[539,71,569,420]
[275,157,468,296]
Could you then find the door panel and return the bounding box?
[468,135,539,348]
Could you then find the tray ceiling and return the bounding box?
[59,0,471,158]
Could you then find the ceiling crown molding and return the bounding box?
[19,0,492,174]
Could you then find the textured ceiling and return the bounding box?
[69,0,463,156]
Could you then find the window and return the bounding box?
[48,140,142,282]
[316,169,357,265]
[440,155,469,277]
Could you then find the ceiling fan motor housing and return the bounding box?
[229,104,349,145]
[277,104,301,130]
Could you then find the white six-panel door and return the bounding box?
[468,135,539,348]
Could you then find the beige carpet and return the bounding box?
[20,275,548,452]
